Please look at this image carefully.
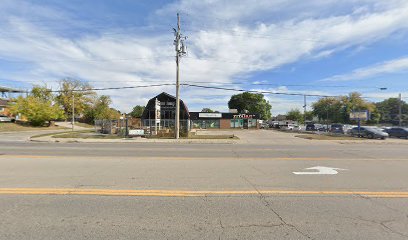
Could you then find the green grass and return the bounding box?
[30,130,93,139]
[0,122,66,132]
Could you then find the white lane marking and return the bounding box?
[293,166,348,175]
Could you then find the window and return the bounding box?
[248,119,257,128]
[192,120,220,129]
[230,119,243,128]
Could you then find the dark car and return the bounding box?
[330,124,344,134]
[306,123,327,132]
[384,127,408,138]
[306,124,316,131]
[350,127,388,139]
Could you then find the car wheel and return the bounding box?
[367,134,374,139]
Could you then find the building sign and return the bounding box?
[155,98,161,121]
[350,111,369,120]
[129,129,145,136]
[154,98,161,134]
[233,114,256,119]
[199,113,222,118]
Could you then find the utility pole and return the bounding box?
[303,95,307,124]
[72,91,75,131]
[173,13,187,139]
[399,93,402,126]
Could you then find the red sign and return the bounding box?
[233,114,255,119]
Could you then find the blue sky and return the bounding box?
[1,0,408,114]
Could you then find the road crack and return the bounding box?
[240,175,313,239]
[336,215,408,239]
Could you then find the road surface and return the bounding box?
[0,130,407,239]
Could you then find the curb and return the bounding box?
[29,136,237,144]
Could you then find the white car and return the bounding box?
[284,124,301,131]
[0,115,13,122]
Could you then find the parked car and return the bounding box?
[330,124,344,134]
[0,115,13,122]
[350,127,388,139]
[260,123,269,129]
[384,127,408,138]
[306,123,327,132]
[306,123,317,131]
[343,124,356,135]
[284,124,301,131]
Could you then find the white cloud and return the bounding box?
[322,57,408,82]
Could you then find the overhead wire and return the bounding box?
[11,82,340,98]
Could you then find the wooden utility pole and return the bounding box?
[174,13,187,139]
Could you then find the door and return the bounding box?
[243,119,249,129]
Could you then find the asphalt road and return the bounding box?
[0,130,408,239]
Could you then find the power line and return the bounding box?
[181,83,338,98]
[0,56,175,64]
[183,28,330,43]
[11,81,405,101]
[13,82,338,98]
[13,83,176,93]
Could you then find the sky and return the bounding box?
[0,0,408,115]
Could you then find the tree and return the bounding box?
[9,86,64,126]
[304,111,314,122]
[83,95,120,122]
[201,108,214,113]
[130,105,145,118]
[55,78,96,119]
[376,98,408,125]
[228,92,272,120]
[342,92,379,124]
[312,92,379,124]
[286,109,303,123]
[312,97,343,123]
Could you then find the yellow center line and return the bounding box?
[0,155,329,161]
[1,188,408,198]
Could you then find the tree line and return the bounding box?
[286,92,408,125]
[9,79,121,126]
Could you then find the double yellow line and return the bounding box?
[1,188,408,198]
[0,155,328,161]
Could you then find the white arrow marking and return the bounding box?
[293,166,348,175]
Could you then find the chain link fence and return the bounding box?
[94,118,189,138]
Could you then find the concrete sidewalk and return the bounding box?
[54,121,91,131]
